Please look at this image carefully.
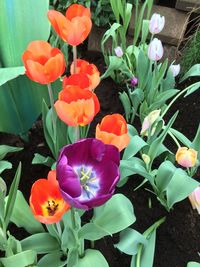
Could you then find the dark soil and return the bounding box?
[1,51,200,267]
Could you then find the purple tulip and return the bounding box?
[56,138,120,210]
[149,13,165,34]
[148,38,164,61]
[131,77,138,87]
[169,64,180,77]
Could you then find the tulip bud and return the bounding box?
[169,64,180,77]
[149,13,165,34]
[189,187,200,214]
[131,77,138,87]
[114,46,123,57]
[142,154,150,165]
[141,109,161,136]
[148,38,164,61]
[175,147,198,168]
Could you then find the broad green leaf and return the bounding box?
[67,248,79,267]
[115,228,147,255]
[0,67,25,86]
[0,177,7,197]
[166,169,199,209]
[139,230,156,267]
[0,250,37,267]
[170,128,192,147]
[155,161,176,192]
[93,194,136,234]
[79,223,111,241]
[123,135,147,160]
[0,161,12,174]
[32,153,55,167]
[37,251,67,267]
[21,233,59,254]
[180,64,200,82]
[0,0,50,67]
[77,249,109,267]
[8,190,44,234]
[0,145,23,160]
[4,163,21,228]
[192,124,200,155]
[187,262,200,267]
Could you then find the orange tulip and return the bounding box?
[175,147,198,168]
[29,170,70,224]
[70,59,100,90]
[62,73,90,91]
[95,114,130,152]
[22,40,66,84]
[54,86,100,126]
[47,4,92,46]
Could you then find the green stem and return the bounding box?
[56,222,62,237]
[75,126,80,141]
[47,83,56,128]
[70,207,76,230]
[168,130,181,148]
[136,217,166,267]
[73,46,77,74]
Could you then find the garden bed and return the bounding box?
[1,51,200,267]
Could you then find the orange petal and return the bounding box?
[66,4,91,20]
[63,73,90,90]
[26,60,48,84]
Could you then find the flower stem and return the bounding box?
[70,207,76,229]
[56,222,62,237]
[75,126,80,141]
[47,83,56,128]
[136,217,166,267]
[73,46,77,74]
[168,130,181,148]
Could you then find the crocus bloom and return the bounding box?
[29,171,70,224]
[62,73,90,91]
[149,13,165,34]
[130,77,138,87]
[189,187,200,214]
[114,46,123,57]
[56,138,120,210]
[175,147,198,168]
[141,109,161,136]
[95,114,130,152]
[169,64,180,77]
[22,40,66,84]
[148,38,164,61]
[70,59,100,91]
[54,86,100,126]
[47,4,92,46]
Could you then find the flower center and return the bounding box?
[45,199,59,216]
[75,165,100,200]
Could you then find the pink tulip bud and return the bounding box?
[169,64,180,77]
[148,38,164,61]
[114,46,123,57]
[131,77,138,87]
[189,187,200,214]
[175,147,198,168]
[149,13,165,34]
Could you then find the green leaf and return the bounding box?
[139,230,156,267]
[79,223,111,241]
[0,67,25,86]
[32,153,55,167]
[180,64,200,82]
[0,0,50,67]
[187,262,200,267]
[155,161,176,192]
[115,228,147,255]
[184,81,200,97]
[0,161,12,174]
[77,249,109,267]
[8,190,44,234]
[0,250,37,267]
[192,124,200,154]
[166,169,199,209]
[67,248,79,267]
[93,194,136,235]
[123,135,147,160]
[170,128,192,147]
[4,163,21,228]
[37,251,67,267]
[21,233,59,254]
[0,145,23,160]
